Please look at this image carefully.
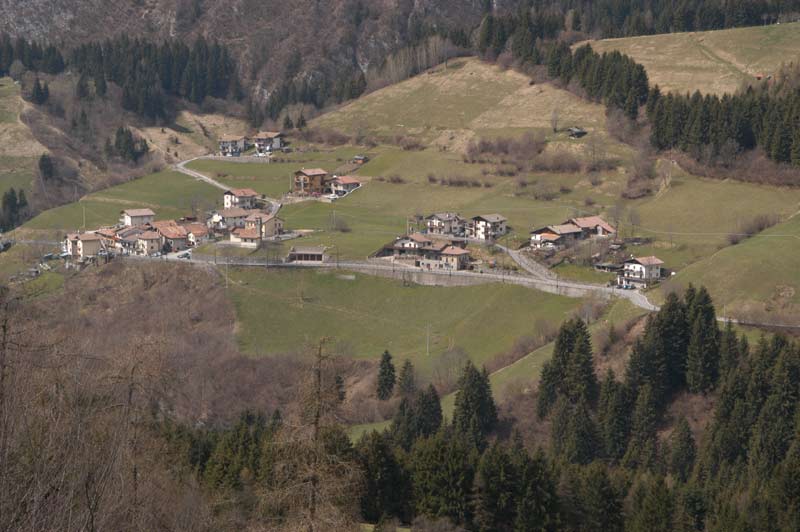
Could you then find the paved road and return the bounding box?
[494,243,556,280]
[175,157,283,216]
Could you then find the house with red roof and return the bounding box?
[223,188,262,209]
[293,168,330,195]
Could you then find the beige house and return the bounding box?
[136,231,162,256]
[223,188,261,209]
[64,232,104,259]
[229,227,262,248]
[426,212,464,236]
[244,211,284,238]
[210,207,250,231]
[157,224,189,251]
[120,208,155,227]
[182,223,209,246]
[565,216,616,237]
[530,223,583,250]
[293,168,330,195]
[253,131,284,153]
[330,175,361,196]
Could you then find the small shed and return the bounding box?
[287,246,328,263]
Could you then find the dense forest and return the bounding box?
[141,284,800,531]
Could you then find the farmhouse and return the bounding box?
[219,134,248,155]
[252,131,283,153]
[223,188,261,209]
[136,231,162,256]
[426,212,464,236]
[617,256,664,288]
[64,232,104,260]
[467,214,507,241]
[330,175,361,196]
[287,246,329,263]
[244,211,284,238]
[182,222,209,246]
[565,216,616,237]
[115,227,144,254]
[530,223,583,250]
[293,168,330,195]
[156,223,189,251]
[120,208,155,227]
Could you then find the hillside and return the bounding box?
[587,22,800,94]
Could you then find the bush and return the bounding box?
[388,175,406,184]
[427,174,437,183]
[728,213,780,245]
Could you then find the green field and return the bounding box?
[665,213,800,323]
[587,22,800,94]
[227,268,582,376]
[24,170,220,232]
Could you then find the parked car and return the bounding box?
[177,252,191,259]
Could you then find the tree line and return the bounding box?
[0,34,65,76]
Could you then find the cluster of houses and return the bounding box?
[292,168,361,198]
[424,212,508,241]
[219,131,285,157]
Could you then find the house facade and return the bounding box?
[64,232,104,259]
[617,256,664,288]
[219,135,248,155]
[530,223,583,250]
[330,176,361,196]
[121,208,155,227]
[229,227,262,248]
[293,168,329,195]
[467,214,507,240]
[157,224,189,251]
[426,212,464,236]
[374,234,471,270]
[136,231,162,256]
[244,211,284,238]
[210,207,249,231]
[223,188,260,209]
[253,131,283,153]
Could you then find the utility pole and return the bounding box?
[426,323,430,357]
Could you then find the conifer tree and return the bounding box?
[356,431,408,523]
[561,399,598,465]
[512,447,560,532]
[598,370,631,462]
[283,114,294,130]
[718,320,741,377]
[579,463,624,532]
[452,361,497,449]
[622,385,659,470]
[38,153,54,180]
[686,287,720,393]
[669,417,696,482]
[627,477,674,532]
[397,359,416,397]
[297,113,307,129]
[474,443,518,531]
[376,350,396,400]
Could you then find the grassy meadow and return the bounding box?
[586,22,800,94]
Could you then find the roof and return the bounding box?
[628,256,664,266]
[568,216,616,233]
[333,175,360,185]
[218,207,250,218]
[233,227,261,239]
[289,246,327,255]
[138,231,161,241]
[536,233,562,242]
[117,227,144,239]
[159,225,188,240]
[441,246,470,256]
[296,168,328,177]
[182,223,209,237]
[245,211,276,222]
[95,228,117,239]
[66,232,102,241]
[408,233,433,244]
[533,223,581,235]
[149,220,178,230]
[219,134,246,142]
[473,214,507,223]
[253,131,283,139]
[427,212,461,221]
[225,188,259,197]
[122,208,155,217]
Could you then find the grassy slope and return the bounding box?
[666,213,800,321]
[587,22,800,94]
[24,170,220,232]
[0,78,40,199]
[227,268,581,376]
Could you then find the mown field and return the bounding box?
[227,267,581,376]
[587,22,800,94]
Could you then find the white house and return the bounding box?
[223,188,261,209]
[467,214,507,240]
[120,208,155,227]
[618,256,664,288]
[330,175,361,196]
[136,231,162,256]
[229,227,262,248]
[426,212,464,236]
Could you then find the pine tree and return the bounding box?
[297,113,307,129]
[356,431,408,523]
[669,417,696,482]
[686,287,721,393]
[565,322,599,406]
[452,362,497,449]
[474,443,518,531]
[562,400,598,465]
[397,359,416,397]
[627,477,674,532]
[718,320,741,376]
[512,447,560,531]
[414,385,442,439]
[283,114,294,130]
[622,385,659,470]
[579,463,624,532]
[30,77,48,104]
[38,153,54,180]
[376,350,396,400]
[598,370,631,462]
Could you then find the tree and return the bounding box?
[397,359,416,397]
[551,108,559,133]
[626,476,675,532]
[356,431,408,523]
[452,361,497,449]
[283,114,294,130]
[297,113,307,129]
[38,153,54,180]
[669,417,696,482]
[561,400,598,465]
[377,350,396,400]
[686,287,720,393]
[622,385,659,470]
[474,443,518,531]
[597,370,631,462]
[512,447,560,532]
[30,77,48,104]
[578,463,624,532]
